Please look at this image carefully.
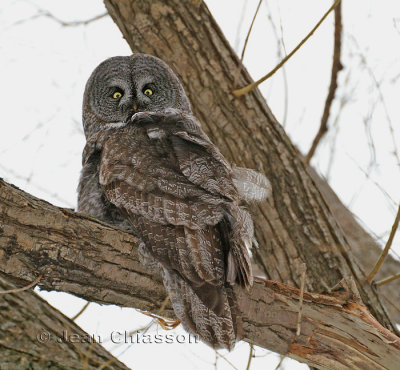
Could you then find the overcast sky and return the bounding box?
[1,1,399,369]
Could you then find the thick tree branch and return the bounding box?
[0,272,128,369]
[1,178,400,368]
[2,0,400,367]
[0,179,170,317]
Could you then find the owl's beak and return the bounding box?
[132,103,137,113]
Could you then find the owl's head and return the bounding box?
[82,54,191,137]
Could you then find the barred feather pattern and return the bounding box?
[77,109,270,349]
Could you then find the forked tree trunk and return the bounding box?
[103,0,396,328]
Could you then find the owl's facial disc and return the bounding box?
[83,54,191,136]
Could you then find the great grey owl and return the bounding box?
[77,54,270,349]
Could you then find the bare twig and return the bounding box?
[246,343,254,370]
[325,71,353,180]
[233,0,341,97]
[215,351,239,370]
[82,341,95,370]
[233,0,249,52]
[0,275,41,295]
[213,350,218,370]
[140,296,180,330]
[376,272,400,286]
[366,204,400,282]
[349,35,400,168]
[0,163,74,207]
[306,0,343,163]
[71,301,91,321]
[263,0,289,127]
[234,0,263,86]
[346,155,397,211]
[275,355,285,370]
[97,358,116,370]
[12,9,108,28]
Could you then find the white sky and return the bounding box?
[1,0,399,369]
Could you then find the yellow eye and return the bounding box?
[113,92,122,99]
[144,89,153,96]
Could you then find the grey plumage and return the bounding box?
[77,54,270,349]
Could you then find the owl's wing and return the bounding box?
[162,115,270,204]
[170,129,238,201]
[167,119,256,289]
[101,114,256,288]
[98,123,230,287]
[131,110,239,201]
[97,115,255,349]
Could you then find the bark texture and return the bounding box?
[1,178,400,369]
[0,273,128,369]
[103,0,398,329]
[1,0,400,368]
[0,180,168,316]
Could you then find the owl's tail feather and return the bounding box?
[163,269,239,350]
[224,204,254,289]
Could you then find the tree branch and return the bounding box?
[306,0,343,163]
[233,0,341,97]
[0,178,170,317]
[1,178,399,368]
[0,272,128,369]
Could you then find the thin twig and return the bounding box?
[366,204,400,282]
[0,275,42,295]
[346,154,397,210]
[14,9,108,28]
[275,355,285,370]
[325,71,353,181]
[215,351,239,370]
[140,296,180,330]
[382,292,400,314]
[97,358,116,370]
[246,343,254,370]
[71,301,91,321]
[82,340,95,370]
[233,0,249,52]
[349,35,400,168]
[306,0,343,163]
[233,0,342,97]
[234,0,263,86]
[376,272,400,286]
[0,163,74,208]
[264,0,289,127]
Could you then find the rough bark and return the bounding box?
[309,167,400,321]
[0,273,128,370]
[0,180,168,317]
[1,178,400,369]
[103,0,398,330]
[1,0,399,368]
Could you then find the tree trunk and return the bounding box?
[103,0,397,330]
[0,272,128,369]
[1,0,400,368]
[1,178,400,368]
